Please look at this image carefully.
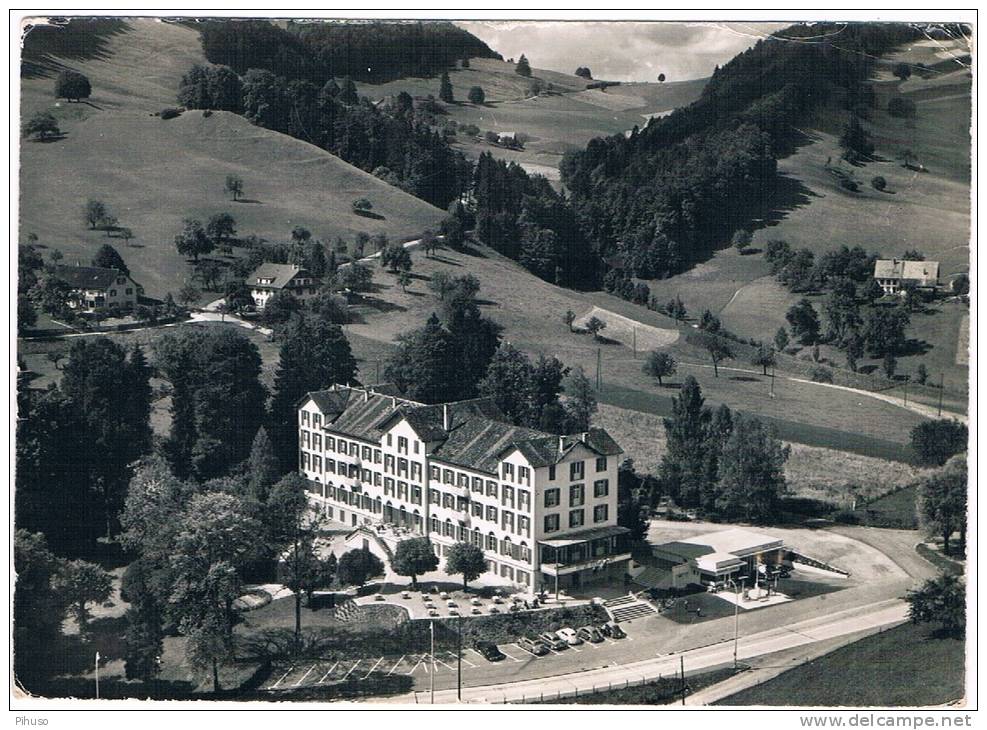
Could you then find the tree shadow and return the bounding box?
[236,199,263,205]
[428,255,462,267]
[353,209,385,221]
[30,132,68,143]
[20,18,130,79]
[355,297,407,314]
[749,172,822,232]
[899,338,932,357]
[729,375,762,382]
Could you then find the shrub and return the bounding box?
[887,96,916,118]
[832,510,861,525]
[810,366,833,383]
[352,198,373,212]
[160,108,182,120]
[203,109,213,118]
[839,178,859,192]
[871,176,887,191]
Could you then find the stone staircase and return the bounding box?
[788,551,850,577]
[603,594,659,623]
[631,565,672,590]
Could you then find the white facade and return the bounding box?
[297,387,629,594]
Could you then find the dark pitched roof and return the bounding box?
[303,385,623,472]
[52,264,127,290]
[247,263,315,290]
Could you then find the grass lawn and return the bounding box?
[529,666,739,705]
[19,19,444,299]
[850,484,920,529]
[716,621,965,706]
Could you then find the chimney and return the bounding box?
[558,435,565,451]
[443,404,451,431]
[364,389,370,402]
[390,396,396,407]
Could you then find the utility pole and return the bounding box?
[770,363,775,398]
[457,613,463,702]
[596,348,602,390]
[430,620,435,704]
[95,651,100,699]
[903,380,908,406]
[633,327,637,358]
[376,359,380,384]
[938,373,944,417]
[680,655,685,705]
[555,554,560,602]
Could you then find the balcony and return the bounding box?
[538,525,631,576]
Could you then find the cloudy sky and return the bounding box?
[456,21,789,82]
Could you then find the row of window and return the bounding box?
[428,518,532,562]
[543,505,608,533]
[544,480,609,508]
[545,456,609,483]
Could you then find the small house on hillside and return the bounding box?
[246,263,320,310]
[873,258,940,295]
[52,264,142,312]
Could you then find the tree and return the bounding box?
[269,317,357,469]
[397,270,412,293]
[224,174,244,202]
[52,559,113,635]
[23,112,60,140]
[246,426,281,505]
[122,559,164,684]
[92,243,129,274]
[206,213,237,245]
[515,54,532,77]
[467,86,485,104]
[716,414,790,523]
[428,270,454,300]
[732,229,753,254]
[381,242,412,273]
[916,363,929,385]
[951,274,969,296]
[178,282,201,307]
[752,343,776,375]
[906,574,965,636]
[174,219,213,263]
[839,115,874,163]
[696,332,734,377]
[917,455,967,557]
[337,548,384,588]
[268,473,317,648]
[308,241,327,277]
[392,537,440,589]
[478,343,538,425]
[786,299,820,345]
[86,199,107,230]
[445,542,486,591]
[262,291,302,329]
[660,376,711,508]
[439,71,454,103]
[61,338,153,539]
[658,73,666,83]
[13,530,67,661]
[910,420,968,467]
[564,309,576,332]
[155,328,266,480]
[774,327,790,353]
[617,460,651,543]
[666,296,687,324]
[331,263,373,293]
[864,306,909,356]
[862,277,885,303]
[584,315,606,341]
[892,62,912,81]
[223,281,254,314]
[18,295,37,331]
[352,198,373,213]
[55,70,91,101]
[563,366,597,431]
[170,492,261,692]
[642,351,676,387]
[871,175,887,191]
[575,67,593,79]
[882,351,897,379]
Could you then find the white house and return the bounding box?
[246,263,320,309]
[873,258,940,295]
[296,384,628,595]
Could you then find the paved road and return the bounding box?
[377,600,909,704]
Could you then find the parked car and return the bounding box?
[518,636,549,656]
[538,632,567,651]
[556,627,583,646]
[488,606,501,614]
[474,641,505,662]
[602,622,626,639]
[578,625,604,643]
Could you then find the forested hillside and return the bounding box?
[197,19,501,83]
[558,23,931,277]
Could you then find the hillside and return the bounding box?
[357,58,708,179]
[19,19,445,297]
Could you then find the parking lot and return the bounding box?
[261,627,633,692]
